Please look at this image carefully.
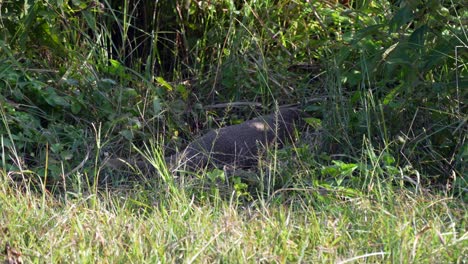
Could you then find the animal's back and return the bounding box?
[175,108,302,170]
[106,108,303,173]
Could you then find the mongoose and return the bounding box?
[173,107,302,170]
[107,107,303,173]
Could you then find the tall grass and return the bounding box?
[0,0,466,262]
[0,168,466,262]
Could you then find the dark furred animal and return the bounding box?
[173,108,302,170]
[107,108,303,173]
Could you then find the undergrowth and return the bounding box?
[0,0,466,262]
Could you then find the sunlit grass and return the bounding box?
[0,171,466,263]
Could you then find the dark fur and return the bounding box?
[107,108,303,173]
[173,108,302,170]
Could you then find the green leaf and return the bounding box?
[383,83,403,105]
[82,10,96,32]
[332,160,358,175]
[207,169,225,182]
[176,84,189,101]
[51,143,63,153]
[304,117,322,129]
[44,87,69,107]
[321,166,339,177]
[108,60,125,76]
[155,77,173,91]
[71,99,82,114]
[119,130,134,140]
[382,152,396,166]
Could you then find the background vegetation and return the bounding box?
[0,0,466,262]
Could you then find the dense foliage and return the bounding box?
[0,1,466,263]
[0,1,466,191]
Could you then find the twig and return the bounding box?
[204,102,262,109]
[63,146,91,178]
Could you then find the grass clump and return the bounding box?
[0,176,466,263]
